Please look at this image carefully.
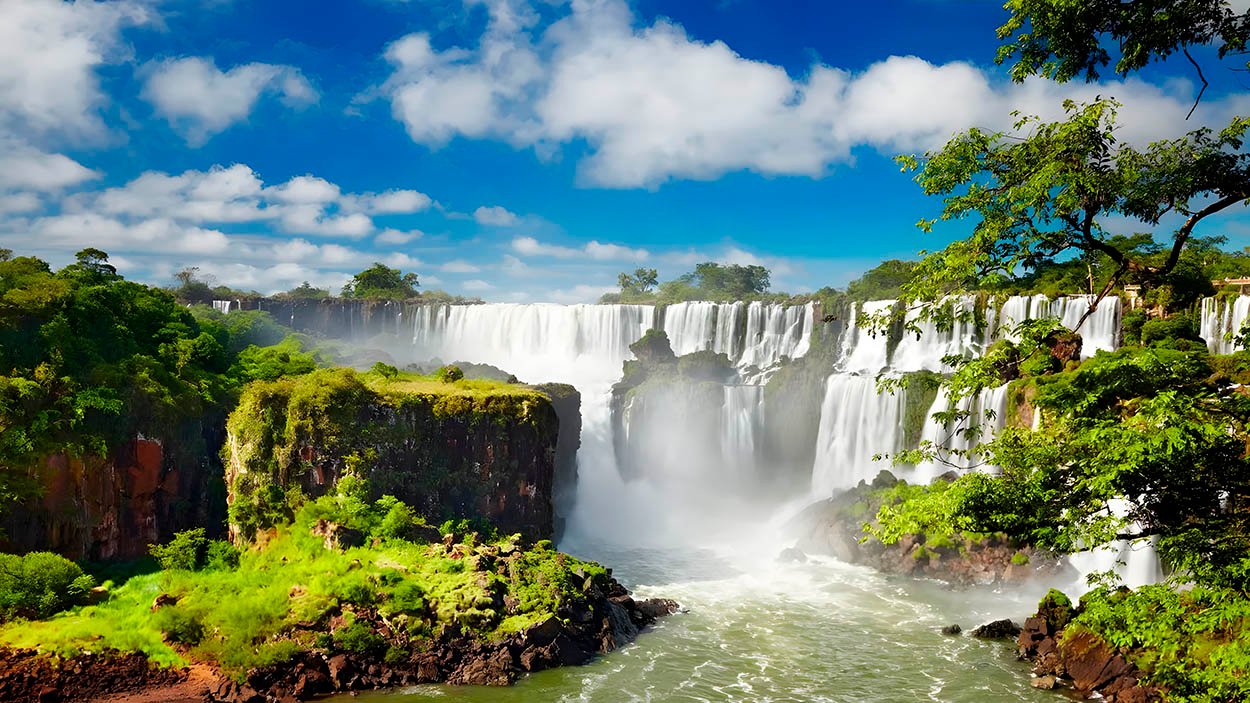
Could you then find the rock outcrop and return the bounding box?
[1017,597,1161,702]
[0,422,226,560]
[0,648,190,702]
[209,584,677,702]
[0,579,678,703]
[225,369,578,543]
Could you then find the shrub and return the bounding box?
[156,608,205,645]
[150,529,208,571]
[437,365,464,383]
[150,529,239,572]
[375,497,420,541]
[334,619,385,656]
[0,552,96,622]
[1141,313,1202,347]
[370,362,399,380]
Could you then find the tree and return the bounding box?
[341,263,419,300]
[894,101,1249,325]
[680,262,771,300]
[846,260,917,300]
[617,268,659,295]
[283,281,329,299]
[889,0,1250,329]
[997,1,1249,102]
[172,267,215,304]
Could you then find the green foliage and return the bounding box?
[341,263,419,300]
[279,281,329,299]
[436,365,464,383]
[0,552,96,622]
[846,260,918,301]
[225,367,552,539]
[1066,584,1250,702]
[628,329,676,365]
[0,495,615,678]
[892,99,1248,332]
[230,335,320,382]
[613,268,659,301]
[0,252,305,517]
[1141,313,1203,347]
[996,0,1250,83]
[150,529,239,572]
[601,262,778,304]
[334,614,385,656]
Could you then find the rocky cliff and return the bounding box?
[224,368,578,542]
[0,423,226,561]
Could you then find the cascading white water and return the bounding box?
[722,385,762,477]
[212,300,233,314]
[891,295,988,372]
[839,300,895,374]
[1200,295,1250,354]
[661,301,816,368]
[403,301,815,545]
[738,302,814,368]
[911,384,1009,483]
[809,375,906,497]
[994,294,1120,356]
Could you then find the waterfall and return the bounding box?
[722,385,762,477]
[410,303,656,371]
[1200,296,1250,354]
[839,300,895,374]
[994,294,1120,356]
[661,301,816,368]
[891,295,988,372]
[810,375,906,497]
[911,384,1009,483]
[662,301,720,356]
[212,300,233,314]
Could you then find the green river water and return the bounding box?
[335,540,1062,703]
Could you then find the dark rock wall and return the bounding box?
[226,381,574,542]
[1,422,227,560]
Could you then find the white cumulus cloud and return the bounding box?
[141,56,317,145]
[378,0,1250,188]
[473,205,520,226]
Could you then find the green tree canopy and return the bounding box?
[281,281,330,299]
[893,100,1249,320]
[997,0,1249,84]
[846,260,918,300]
[341,263,419,300]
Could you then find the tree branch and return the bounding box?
[1184,48,1209,120]
[1157,192,1248,277]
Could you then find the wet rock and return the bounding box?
[941,624,962,636]
[634,598,680,622]
[1030,674,1059,690]
[971,619,1021,639]
[311,519,365,551]
[777,547,808,563]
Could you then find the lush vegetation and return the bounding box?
[340,262,420,300]
[0,552,97,623]
[601,262,779,304]
[856,4,1250,698]
[0,487,610,679]
[0,250,326,517]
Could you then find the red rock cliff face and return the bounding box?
[2,429,225,560]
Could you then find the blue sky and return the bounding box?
[1,0,1248,301]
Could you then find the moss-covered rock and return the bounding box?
[225,368,575,543]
